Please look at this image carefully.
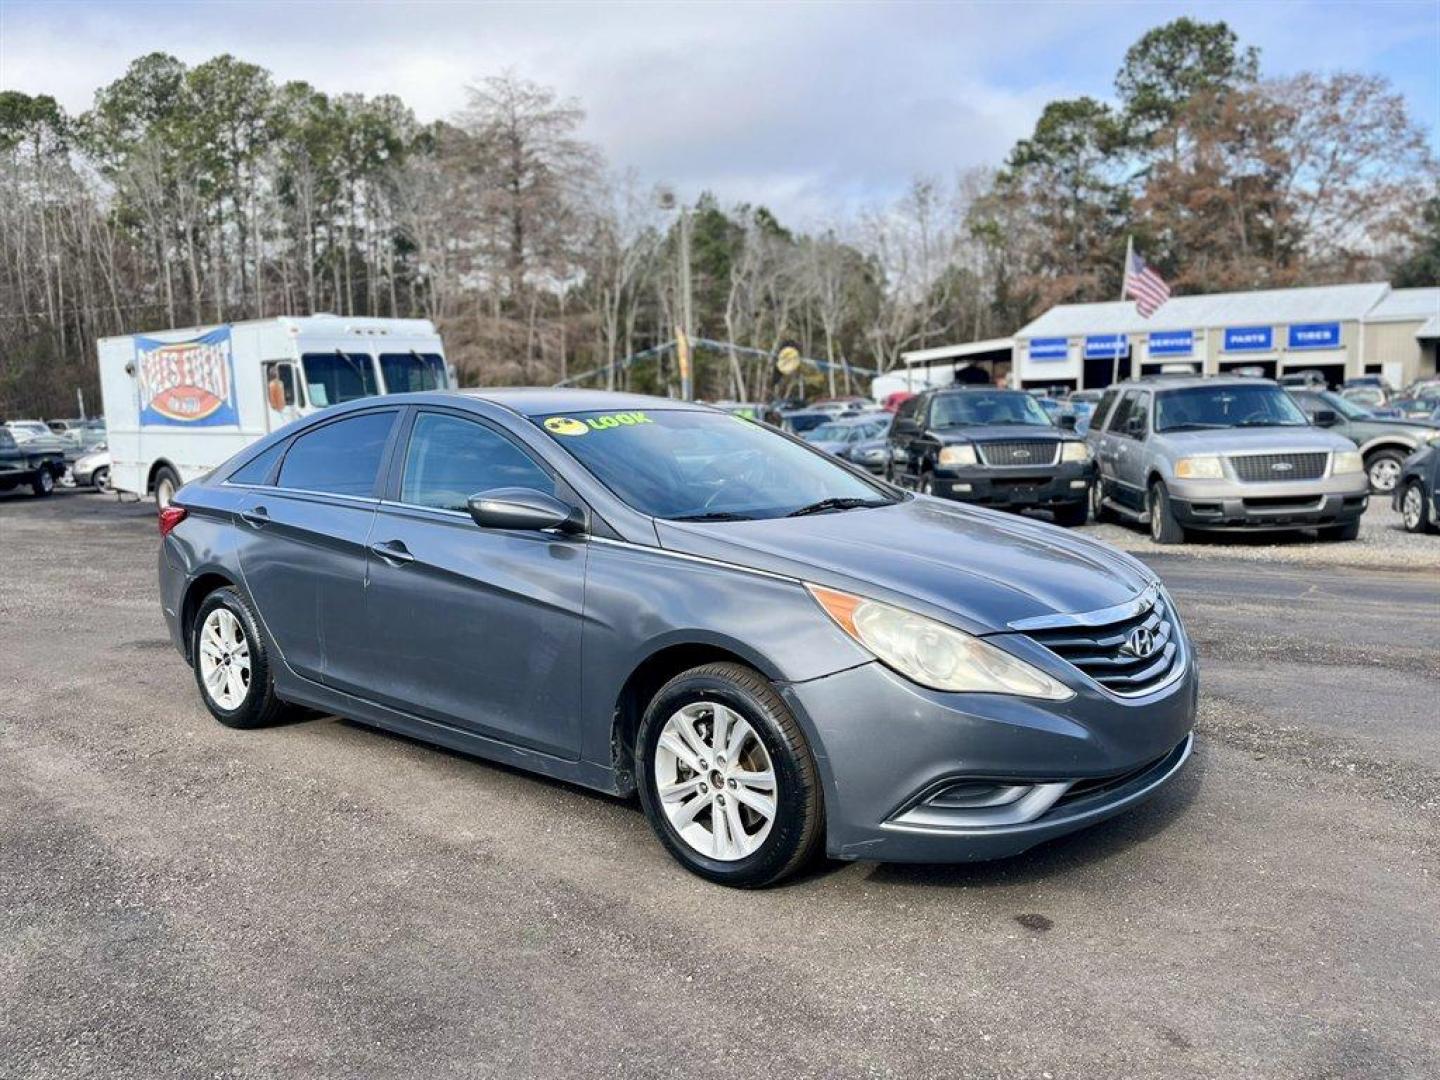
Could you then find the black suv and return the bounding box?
[0,427,66,498]
[887,388,1095,526]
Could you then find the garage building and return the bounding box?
[1010,282,1439,392]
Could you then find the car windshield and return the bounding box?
[302,352,380,406]
[930,392,1052,428]
[535,408,895,520]
[1316,390,1374,420]
[807,422,854,442]
[379,351,447,393]
[1154,385,1309,431]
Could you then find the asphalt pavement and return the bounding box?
[2,490,1437,1079]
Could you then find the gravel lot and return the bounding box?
[1078,498,1439,570]
[2,489,1438,1079]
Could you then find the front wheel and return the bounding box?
[92,466,111,493]
[637,662,824,888]
[1365,450,1405,494]
[1148,481,1186,545]
[1400,481,1432,533]
[1090,479,1114,523]
[31,468,55,498]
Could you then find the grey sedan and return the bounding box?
[158,390,1196,887]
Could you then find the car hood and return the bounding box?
[1358,416,1440,433]
[655,498,1152,634]
[931,425,1069,445]
[1157,427,1356,452]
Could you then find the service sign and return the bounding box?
[1223,326,1273,353]
[137,328,239,427]
[1147,330,1193,356]
[1084,334,1129,360]
[1287,322,1341,350]
[1028,337,1069,361]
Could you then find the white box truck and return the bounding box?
[97,315,452,506]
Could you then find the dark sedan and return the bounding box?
[1394,445,1439,533]
[887,388,1095,526]
[157,390,1194,887]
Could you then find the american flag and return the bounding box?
[1123,246,1171,317]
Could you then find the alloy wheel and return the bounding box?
[653,701,777,861]
[156,477,175,508]
[1402,484,1423,530]
[38,470,54,494]
[1149,490,1162,541]
[198,607,252,710]
[1368,457,1401,493]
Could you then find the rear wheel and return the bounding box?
[637,662,824,888]
[191,587,291,729]
[31,468,55,498]
[1148,481,1186,545]
[1400,481,1431,533]
[153,465,180,510]
[1364,449,1405,494]
[1090,479,1114,523]
[92,466,111,493]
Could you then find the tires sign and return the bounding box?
[137,327,239,427]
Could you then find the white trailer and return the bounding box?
[97,315,452,506]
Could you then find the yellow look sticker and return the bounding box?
[546,411,654,436]
[544,417,590,436]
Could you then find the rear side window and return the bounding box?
[278,411,395,497]
[1093,389,1119,430]
[229,441,285,485]
[400,412,552,512]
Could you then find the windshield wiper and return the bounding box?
[1160,422,1228,432]
[671,511,756,522]
[786,497,891,517]
[1236,420,1304,427]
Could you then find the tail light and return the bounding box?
[158,505,188,537]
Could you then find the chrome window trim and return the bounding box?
[220,480,380,505]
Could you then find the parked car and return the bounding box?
[5,419,64,447]
[1388,390,1440,420]
[887,388,1094,526]
[71,443,112,490]
[1340,385,1390,412]
[1068,389,1106,406]
[159,389,1196,887]
[0,426,66,497]
[1286,389,1440,493]
[1393,445,1439,533]
[880,390,915,413]
[846,422,894,474]
[1343,374,1395,393]
[1278,370,1328,390]
[779,410,831,437]
[1086,377,1369,544]
[806,416,891,467]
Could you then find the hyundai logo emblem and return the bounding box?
[1121,626,1157,659]
[1271,461,1294,471]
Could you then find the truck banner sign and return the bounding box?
[136,327,238,426]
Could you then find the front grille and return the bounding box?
[1023,593,1182,697]
[976,440,1059,467]
[1229,452,1328,482]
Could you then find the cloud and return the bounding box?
[1,0,1434,223]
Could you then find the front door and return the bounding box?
[233,409,398,684]
[361,409,587,759]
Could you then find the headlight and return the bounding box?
[938,444,978,467]
[808,585,1074,700]
[1060,441,1091,463]
[1425,432,1440,446]
[1333,450,1363,475]
[1175,455,1224,480]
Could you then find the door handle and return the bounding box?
[369,540,415,565]
[239,506,270,527]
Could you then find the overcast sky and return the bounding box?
[3,1,1437,224]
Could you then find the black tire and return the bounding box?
[1400,480,1432,534]
[1319,519,1361,542]
[190,586,291,729]
[92,466,111,493]
[1052,500,1088,528]
[1090,479,1114,524]
[31,468,55,498]
[1148,481,1186,545]
[636,662,824,888]
[153,465,181,509]
[1364,449,1406,495]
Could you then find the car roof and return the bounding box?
[451,388,703,418]
[1110,376,1274,392]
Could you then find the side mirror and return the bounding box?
[1312,409,1338,427]
[467,487,585,534]
[1058,413,1077,431]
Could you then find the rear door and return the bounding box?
[232,408,399,685]
[1106,390,1150,511]
[360,408,587,758]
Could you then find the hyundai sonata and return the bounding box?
[158,390,1196,887]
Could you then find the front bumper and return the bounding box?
[1168,473,1368,531]
[931,461,1095,508]
[781,642,1198,864]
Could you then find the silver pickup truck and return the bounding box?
[1085,376,1369,544]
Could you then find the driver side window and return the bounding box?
[400,412,553,513]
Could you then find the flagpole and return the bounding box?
[1115,235,1133,385]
